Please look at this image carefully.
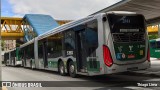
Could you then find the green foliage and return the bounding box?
[148,34,159,40]
[1,40,5,51]
[16,43,20,47]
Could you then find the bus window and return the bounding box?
[47,33,63,58]
[108,14,145,33]
[150,42,156,49]
[107,14,145,43]
[64,30,75,56]
[38,41,43,58]
[85,20,98,57]
[156,41,160,48]
[64,30,75,50]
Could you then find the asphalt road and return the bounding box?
[1,58,160,90]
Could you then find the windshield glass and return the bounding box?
[107,14,145,33]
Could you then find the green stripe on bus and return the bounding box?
[48,61,58,68]
[87,61,100,72]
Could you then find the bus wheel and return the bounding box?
[31,63,34,69]
[30,61,33,69]
[22,60,24,67]
[69,61,77,78]
[58,61,66,76]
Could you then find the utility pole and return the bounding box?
[0,37,2,83]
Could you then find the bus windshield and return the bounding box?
[107,14,146,61]
[107,14,145,33]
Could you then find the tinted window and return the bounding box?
[47,33,63,58]
[84,20,98,57]
[11,50,15,57]
[26,44,34,59]
[64,30,75,50]
[38,41,43,58]
[85,23,98,46]
[107,14,145,33]
[156,41,160,48]
[150,42,156,49]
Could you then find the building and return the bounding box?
[4,40,16,51]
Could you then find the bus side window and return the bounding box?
[64,30,75,56]
[38,41,43,58]
[47,33,63,58]
[156,41,160,48]
[150,42,156,49]
[85,20,98,57]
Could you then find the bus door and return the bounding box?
[43,41,48,68]
[75,30,87,72]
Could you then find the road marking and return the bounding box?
[2,86,8,90]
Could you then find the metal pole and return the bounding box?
[0,38,2,83]
[0,2,2,82]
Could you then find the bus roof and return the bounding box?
[37,11,139,41]
[37,14,97,40]
[20,39,34,48]
[150,38,160,42]
[4,49,16,53]
[106,11,136,15]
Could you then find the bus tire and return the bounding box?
[30,61,33,69]
[22,60,24,67]
[30,60,34,69]
[58,61,66,76]
[69,61,77,78]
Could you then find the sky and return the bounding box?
[1,0,121,20]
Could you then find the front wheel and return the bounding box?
[69,61,77,78]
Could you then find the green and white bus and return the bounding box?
[4,48,22,66]
[20,11,150,77]
[150,38,160,59]
[19,39,35,68]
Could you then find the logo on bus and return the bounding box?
[122,53,126,59]
[118,46,123,52]
[128,54,135,59]
[116,53,126,59]
[129,45,133,52]
[140,50,144,55]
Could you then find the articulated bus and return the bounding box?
[4,51,10,65]
[4,48,22,66]
[150,38,160,59]
[19,39,35,68]
[15,11,150,77]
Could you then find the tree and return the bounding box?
[148,34,159,40]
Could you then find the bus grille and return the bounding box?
[112,33,145,42]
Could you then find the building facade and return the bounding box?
[4,40,16,51]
